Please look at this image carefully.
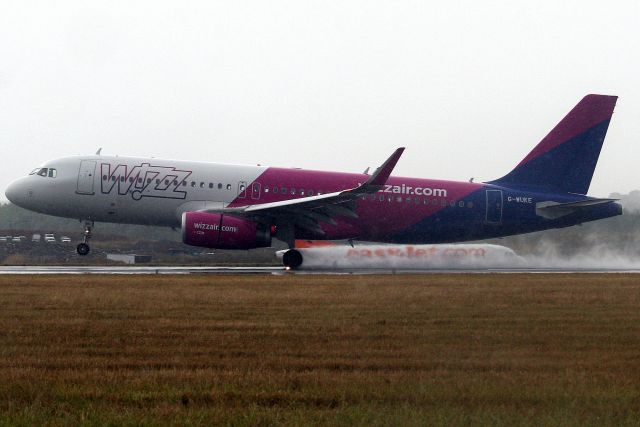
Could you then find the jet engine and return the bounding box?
[182,211,271,250]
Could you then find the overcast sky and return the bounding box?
[1,1,638,201]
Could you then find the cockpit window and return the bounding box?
[29,168,57,178]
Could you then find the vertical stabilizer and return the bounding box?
[490,94,617,194]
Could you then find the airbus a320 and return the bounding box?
[5,95,621,268]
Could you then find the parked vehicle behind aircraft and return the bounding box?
[276,243,522,270]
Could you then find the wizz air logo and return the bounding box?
[100,163,192,200]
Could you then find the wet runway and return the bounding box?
[0,266,282,275]
[1,266,640,274]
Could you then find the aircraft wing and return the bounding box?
[208,148,405,235]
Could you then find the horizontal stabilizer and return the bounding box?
[536,198,618,219]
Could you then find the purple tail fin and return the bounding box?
[490,94,617,194]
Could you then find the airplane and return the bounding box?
[5,94,621,268]
[276,241,522,270]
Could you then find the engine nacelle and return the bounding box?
[182,211,271,250]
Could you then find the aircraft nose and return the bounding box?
[5,178,28,207]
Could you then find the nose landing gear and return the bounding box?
[76,221,93,256]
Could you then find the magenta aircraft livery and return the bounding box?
[5,95,621,268]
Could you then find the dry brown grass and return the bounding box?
[1,274,640,426]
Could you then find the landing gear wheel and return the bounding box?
[282,249,303,270]
[77,220,94,256]
[77,243,90,256]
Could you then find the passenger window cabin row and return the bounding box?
[266,186,317,196]
[97,175,472,208]
[263,185,473,208]
[360,192,473,207]
[102,175,233,190]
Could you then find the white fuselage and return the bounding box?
[6,155,268,227]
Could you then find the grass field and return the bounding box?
[1,274,640,426]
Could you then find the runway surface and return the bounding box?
[0,266,282,274]
[1,265,640,274]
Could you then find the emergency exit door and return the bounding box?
[237,181,247,198]
[251,182,261,200]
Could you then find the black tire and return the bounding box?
[77,243,90,256]
[282,249,303,269]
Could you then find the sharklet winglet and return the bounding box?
[365,147,405,188]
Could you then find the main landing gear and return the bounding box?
[77,221,93,256]
[282,249,303,270]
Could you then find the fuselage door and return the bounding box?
[76,160,96,195]
[485,189,503,223]
[238,181,247,199]
[251,182,261,200]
